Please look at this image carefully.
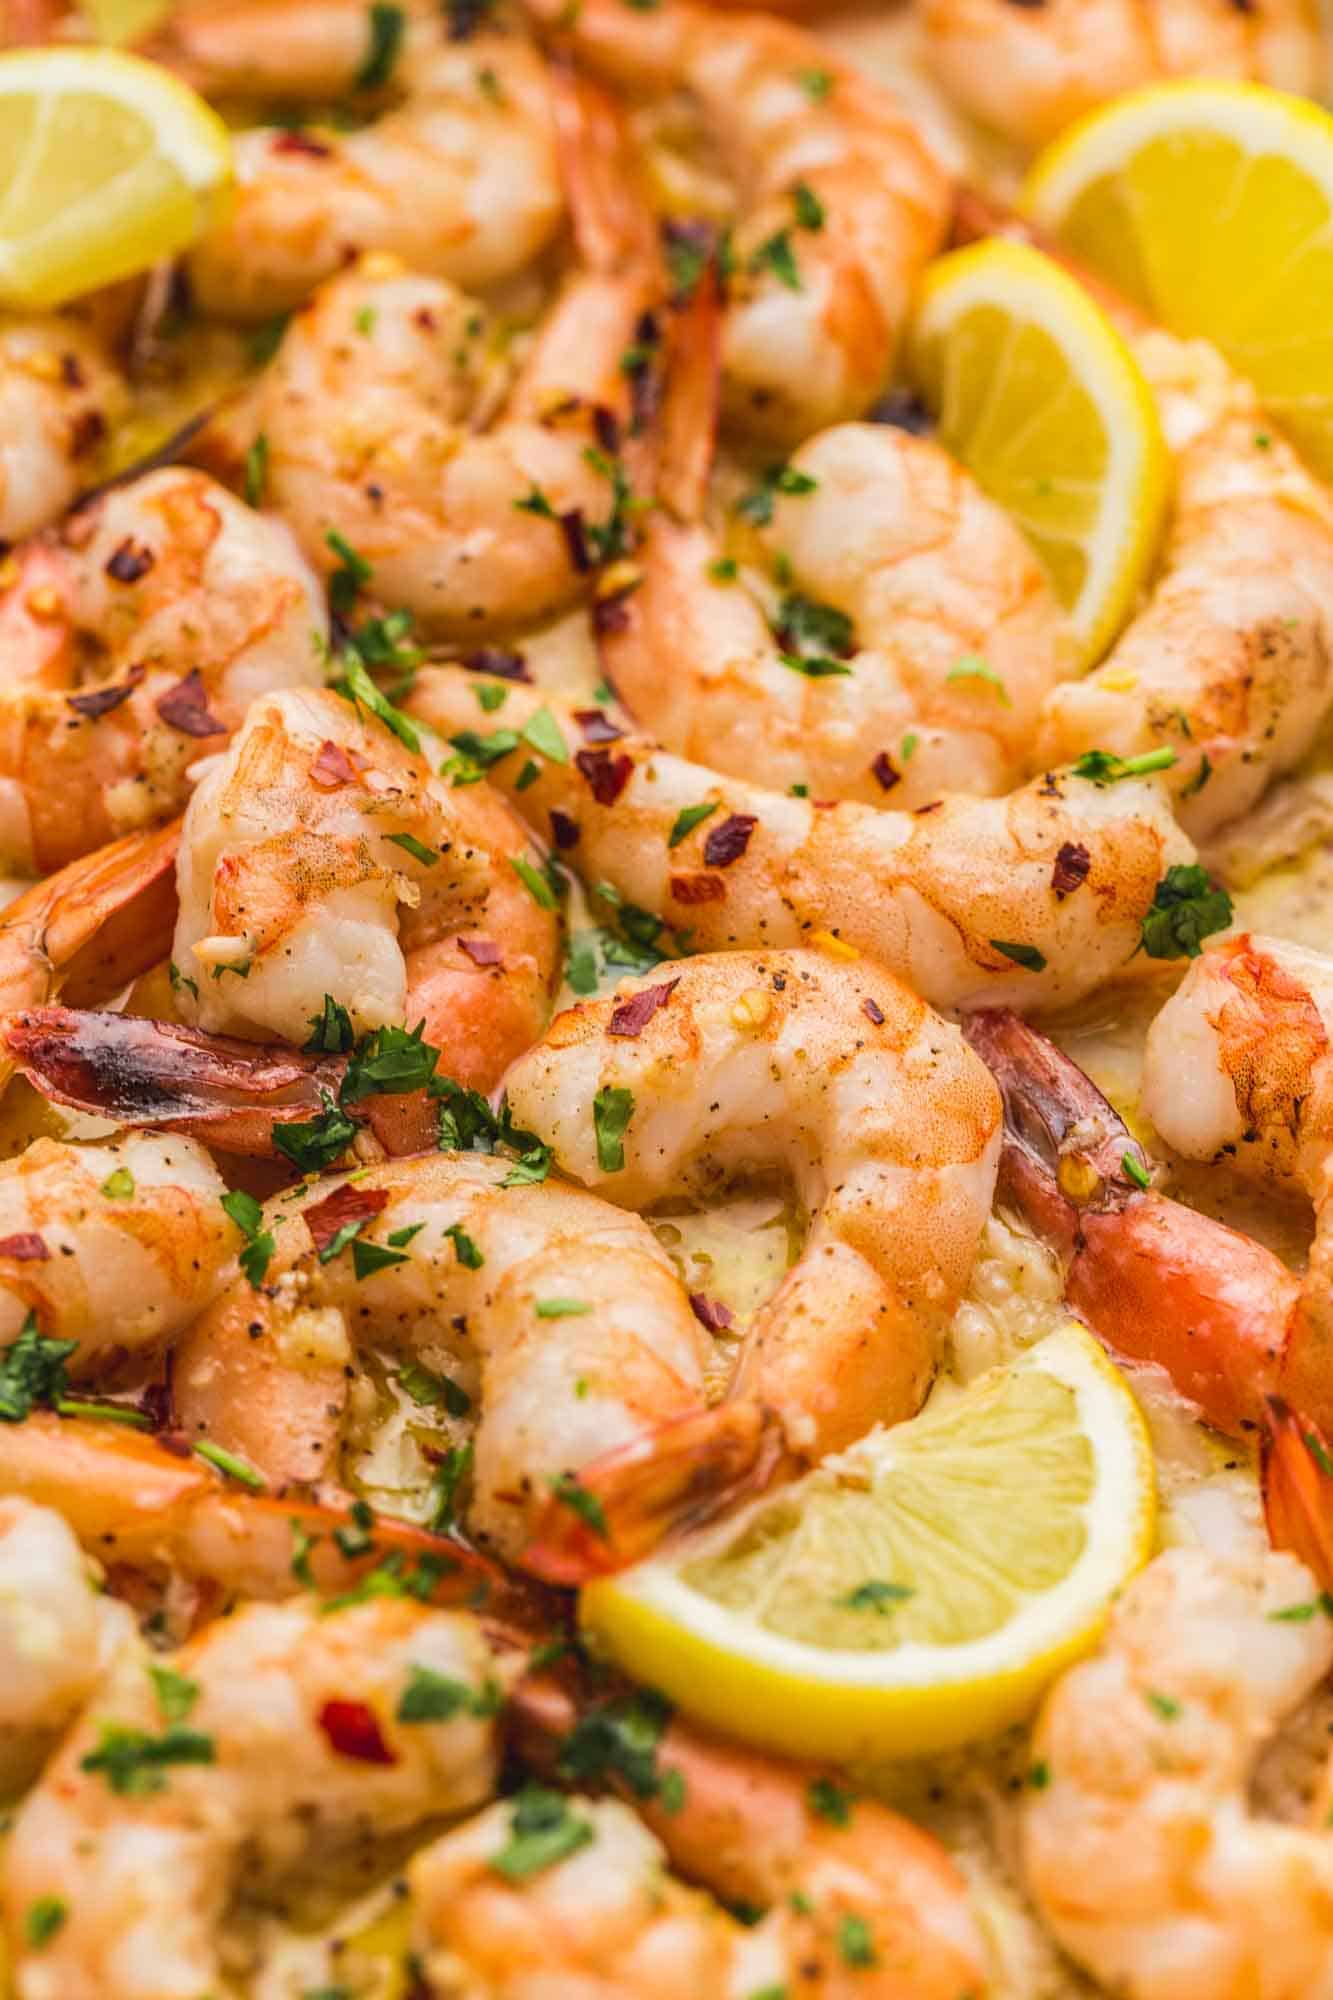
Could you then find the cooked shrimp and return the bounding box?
[407,666,1207,1014]
[1,1593,507,2000]
[1039,334,1333,839]
[0,1497,131,1793]
[1024,1541,1333,2000]
[249,62,661,637]
[0,1132,235,1373]
[532,0,950,441]
[0,467,327,874]
[0,816,179,1021]
[166,0,565,319]
[0,1410,504,1607]
[173,683,559,1098]
[0,317,122,543]
[169,1151,715,1565]
[473,1667,991,2000]
[918,0,1322,150]
[509,949,999,1575]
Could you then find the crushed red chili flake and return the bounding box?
[689,1292,734,1332]
[592,593,632,637]
[549,809,580,850]
[573,708,624,743]
[462,647,530,683]
[703,814,756,868]
[0,1232,48,1261]
[310,739,363,788]
[608,977,679,1038]
[304,1183,389,1258]
[60,353,85,389]
[862,998,885,1026]
[913,800,943,815]
[69,409,106,457]
[272,129,333,157]
[457,935,502,967]
[317,1698,397,1765]
[66,667,143,720]
[575,747,633,805]
[870,752,900,792]
[669,873,725,904]
[559,509,594,574]
[156,670,226,738]
[1051,840,1091,899]
[592,404,620,454]
[104,537,155,584]
[412,306,437,332]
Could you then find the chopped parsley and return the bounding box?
[385,831,438,867]
[221,1188,274,1288]
[534,1297,592,1318]
[443,1222,484,1269]
[148,1665,200,1724]
[1122,1152,1151,1191]
[396,1664,501,1723]
[243,432,269,509]
[556,1687,674,1798]
[81,1722,215,1796]
[0,1316,77,1422]
[1139,865,1233,961]
[354,2,405,89]
[99,1166,134,1200]
[669,801,719,848]
[838,1913,877,1968]
[490,1785,595,1882]
[432,1076,552,1186]
[331,651,420,754]
[273,1092,359,1174]
[807,1776,854,1824]
[1146,1690,1182,1721]
[341,1020,440,1104]
[736,462,817,527]
[428,1442,474,1531]
[325,530,373,618]
[990,940,1047,973]
[511,854,560,911]
[24,1898,66,1949]
[549,1471,608,1540]
[792,181,825,231]
[194,1440,266,1491]
[946,654,1010,704]
[592,1084,634,1171]
[520,706,569,765]
[840,1579,912,1614]
[305,994,356,1054]
[1072,746,1176,784]
[749,227,802,291]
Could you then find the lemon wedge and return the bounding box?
[581,1323,1155,1762]
[908,237,1168,665]
[1024,81,1333,481]
[0,47,231,310]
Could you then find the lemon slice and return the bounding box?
[0,48,231,309]
[1024,81,1333,482]
[908,237,1168,665]
[581,1324,1155,1761]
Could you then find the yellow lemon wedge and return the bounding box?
[908,237,1169,665]
[0,46,231,309]
[1024,80,1333,482]
[581,1323,1156,1762]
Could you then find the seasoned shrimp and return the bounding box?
[477,1667,991,2000]
[0,1497,131,1792]
[0,1133,235,1373]
[0,317,122,543]
[169,1151,715,1565]
[918,0,1322,150]
[1,1593,508,2000]
[166,0,565,319]
[509,949,999,1573]
[407,666,1207,1014]
[172,683,559,1096]
[1024,1542,1333,2000]
[0,817,179,1021]
[532,0,950,441]
[0,467,327,874]
[1039,334,1333,839]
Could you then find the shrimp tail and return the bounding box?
[965,1008,1298,1435]
[548,54,658,277]
[1261,1396,1333,1591]
[521,1400,785,1585]
[3,1005,347,1156]
[652,230,722,525]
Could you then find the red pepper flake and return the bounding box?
[592,404,620,454]
[573,708,624,743]
[156,670,226,738]
[1051,840,1091,899]
[689,1292,734,1332]
[60,352,85,390]
[66,666,143,720]
[462,647,531,683]
[560,509,594,574]
[273,129,333,157]
[575,747,633,805]
[0,1231,48,1261]
[913,800,943,816]
[870,751,900,792]
[669,872,725,904]
[69,409,106,457]
[310,739,363,788]
[592,593,632,637]
[304,1183,389,1258]
[862,998,885,1026]
[317,1698,397,1765]
[549,809,580,850]
[703,814,756,868]
[608,977,679,1038]
[104,537,155,584]
[457,934,502,967]
[413,306,438,332]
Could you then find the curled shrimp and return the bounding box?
[918,0,1322,149]
[167,1151,716,1564]
[406,665,1205,1014]
[163,0,565,320]
[0,467,327,873]
[418,1663,989,2000]
[0,1132,236,1373]
[1039,332,1333,838]
[0,318,122,542]
[532,0,950,441]
[1,1591,508,2000]
[0,816,179,1021]
[507,948,1000,1576]
[1023,1541,1333,1999]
